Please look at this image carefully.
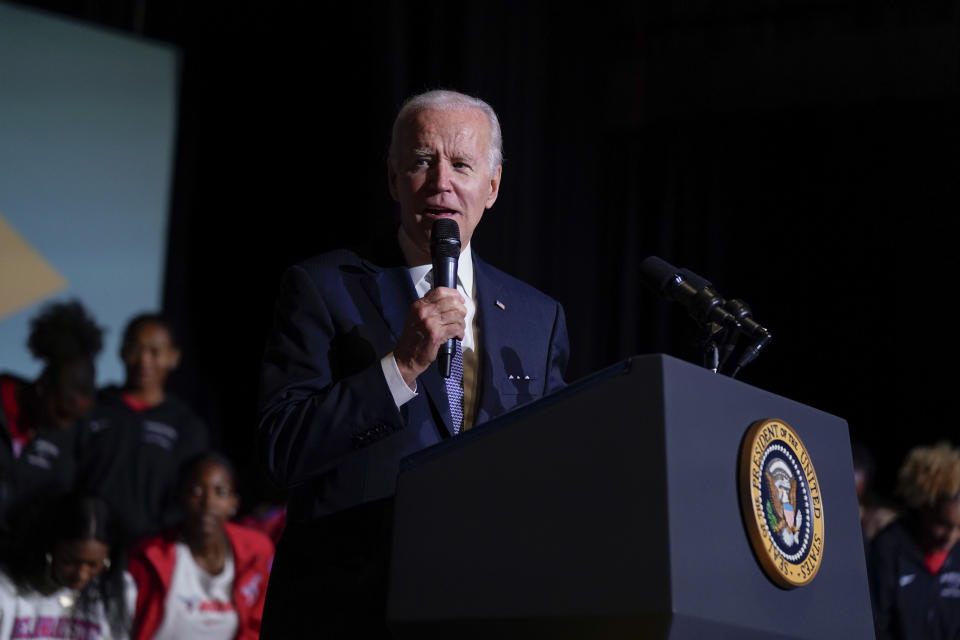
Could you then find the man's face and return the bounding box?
[389,107,502,257]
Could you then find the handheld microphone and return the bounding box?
[430,218,461,378]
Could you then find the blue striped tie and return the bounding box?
[445,340,464,434]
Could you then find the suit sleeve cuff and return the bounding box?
[381,352,418,408]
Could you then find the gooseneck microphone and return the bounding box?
[430,218,461,378]
[678,268,772,374]
[639,256,739,330]
[639,256,772,377]
[678,268,771,343]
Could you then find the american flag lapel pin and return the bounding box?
[496,300,506,310]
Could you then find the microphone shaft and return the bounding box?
[430,220,461,378]
[434,257,459,378]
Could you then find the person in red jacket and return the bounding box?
[127,452,273,640]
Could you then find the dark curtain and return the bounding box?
[16,0,960,497]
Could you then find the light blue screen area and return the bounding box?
[0,3,178,385]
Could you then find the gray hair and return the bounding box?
[389,89,503,173]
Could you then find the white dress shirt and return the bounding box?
[380,243,479,431]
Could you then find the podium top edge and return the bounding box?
[399,355,647,472]
[398,353,847,474]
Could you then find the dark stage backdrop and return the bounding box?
[14,0,960,502]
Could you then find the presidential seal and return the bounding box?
[738,418,824,588]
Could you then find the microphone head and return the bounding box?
[430,218,461,259]
[639,256,681,292]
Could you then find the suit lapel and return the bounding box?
[358,258,454,437]
[473,255,509,425]
[418,358,454,437]
[358,262,412,343]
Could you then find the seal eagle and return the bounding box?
[765,467,798,534]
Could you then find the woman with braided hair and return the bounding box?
[0,300,103,530]
[0,493,132,639]
[870,442,960,639]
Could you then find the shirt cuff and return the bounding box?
[381,353,418,408]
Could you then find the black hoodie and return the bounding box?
[76,386,208,544]
[870,517,960,640]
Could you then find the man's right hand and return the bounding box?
[394,287,466,388]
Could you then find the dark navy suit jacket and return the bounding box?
[257,245,568,635]
[258,247,569,523]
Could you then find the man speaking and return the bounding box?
[257,90,569,636]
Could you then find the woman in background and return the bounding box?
[76,314,207,544]
[128,452,273,640]
[0,493,130,639]
[0,301,103,529]
[870,442,960,639]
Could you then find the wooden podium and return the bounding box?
[387,354,874,638]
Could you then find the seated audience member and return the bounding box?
[77,314,208,543]
[870,442,960,639]
[128,452,273,640]
[0,493,131,639]
[0,301,103,529]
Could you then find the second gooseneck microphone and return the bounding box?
[430,218,461,378]
[639,256,772,377]
[639,256,739,330]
